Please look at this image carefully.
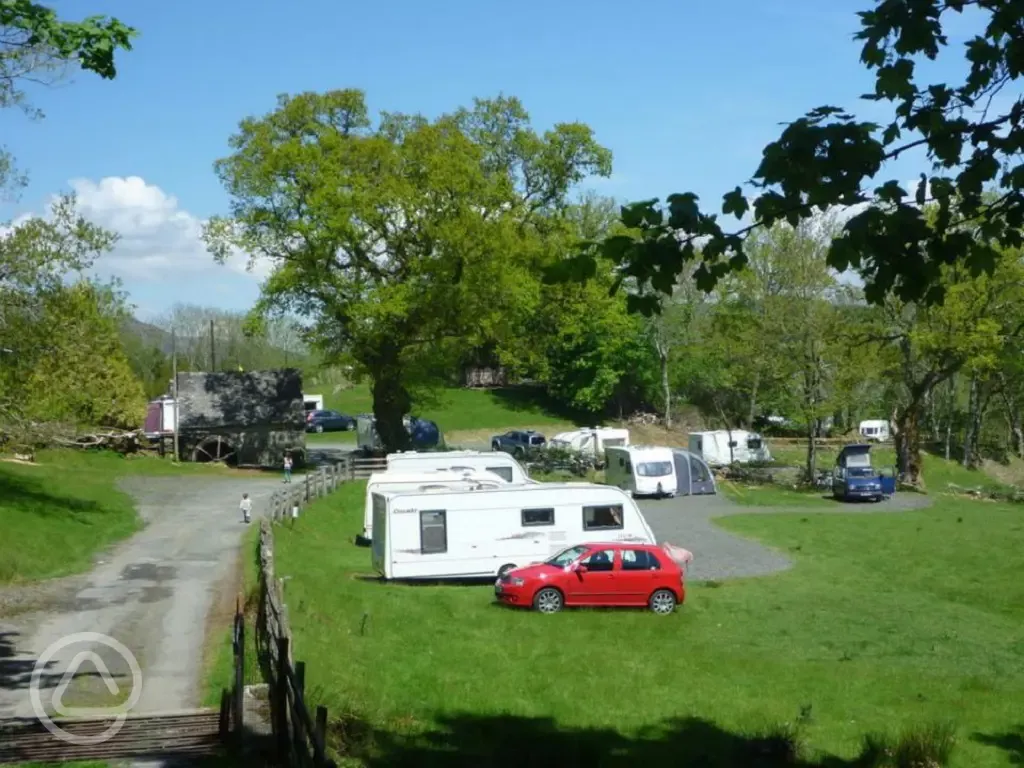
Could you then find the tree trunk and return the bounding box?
[659,350,672,429]
[963,376,980,468]
[747,368,760,429]
[1004,393,1024,459]
[895,406,925,489]
[369,349,412,454]
[926,390,940,442]
[805,420,817,485]
[944,420,952,461]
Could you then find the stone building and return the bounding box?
[175,369,306,468]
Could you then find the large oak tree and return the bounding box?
[205,90,610,451]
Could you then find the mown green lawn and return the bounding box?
[251,476,1024,767]
[314,385,581,434]
[0,449,236,584]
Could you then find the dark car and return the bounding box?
[306,409,355,433]
[491,429,545,457]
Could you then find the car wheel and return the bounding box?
[497,563,517,579]
[532,587,564,614]
[648,589,677,615]
[316,424,324,433]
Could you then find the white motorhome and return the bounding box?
[386,450,533,484]
[859,420,891,442]
[358,469,511,544]
[371,482,657,580]
[547,427,630,465]
[604,446,678,497]
[688,430,771,466]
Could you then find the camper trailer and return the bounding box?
[386,450,533,484]
[605,446,678,497]
[358,469,512,545]
[687,430,771,466]
[858,420,891,442]
[370,483,657,580]
[671,449,717,496]
[303,394,324,413]
[547,427,630,465]
[143,396,176,439]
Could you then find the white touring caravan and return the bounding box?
[386,450,533,484]
[371,483,657,581]
[688,430,771,466]
[547,427,630,465]
[302,394,324,413]
[859,419,891,442]
[604,446,678,497]
[358,469,511,545]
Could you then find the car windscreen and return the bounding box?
[636,461,673,477]
[529,435,546,445]
[545,544,589,567]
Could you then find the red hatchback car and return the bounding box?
[494,543,685,615]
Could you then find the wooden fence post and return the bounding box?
[314,705,328,765]
[233,607,244,737]
[275,636,290,759]
[293,661,307,756]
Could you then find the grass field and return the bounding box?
[0,450,237,585]
[306,386,583,445]
[250,475,1024,767]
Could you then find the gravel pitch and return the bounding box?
[636,489,934,582]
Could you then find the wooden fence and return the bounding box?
[269,458,387,520]
[256,520,337,767]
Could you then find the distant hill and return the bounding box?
[122,317,175,355]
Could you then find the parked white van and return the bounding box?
[385,450,533,484]
[370,483,657,580]
[688,430,771,466]
[604,446,677,497]
[858,419,891,442]
[358,470,512,545]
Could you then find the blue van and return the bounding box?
[833,444,896,502]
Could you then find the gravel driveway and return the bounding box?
[0,473,281,721]
[636,490,933,582]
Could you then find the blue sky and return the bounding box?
[1,0,984,319]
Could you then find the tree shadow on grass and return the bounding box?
[0,472,103,520]
[972,726,1024,765]
[485,386,593,426]
[328,712,866,768]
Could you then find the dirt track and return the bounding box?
[0,473,280,722]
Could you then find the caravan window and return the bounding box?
[690,457,710,483]
[636,461,672,477]
[521,507,554,527]
[747,438,762,450]
[583,504,624,531]
[728,440,738,448]
[419,510,447,554]
[486,465,514,482]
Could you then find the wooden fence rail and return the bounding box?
[269,458,387,521]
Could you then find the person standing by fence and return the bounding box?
[283,453,293,484]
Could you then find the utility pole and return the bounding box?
[172,328,180,463]
[210,318,216,371]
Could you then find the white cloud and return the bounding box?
[10,176,273,283]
